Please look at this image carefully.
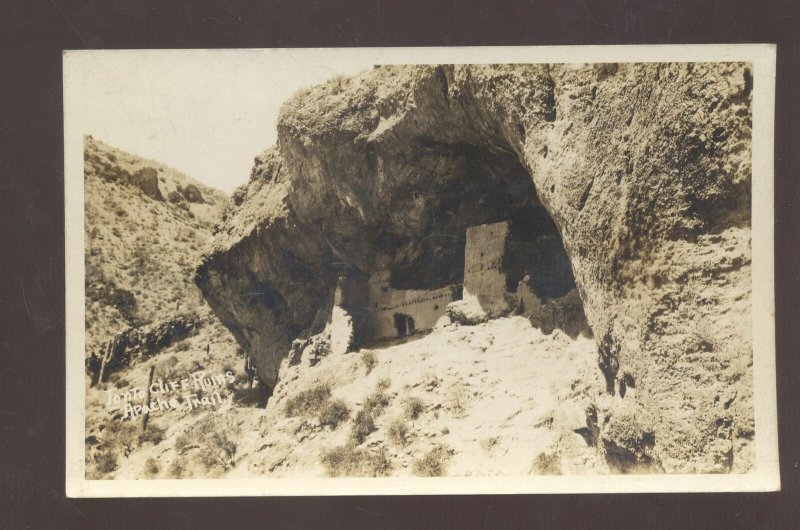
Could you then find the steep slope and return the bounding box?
[198,64,754,473]
[231,317,607,478]
[83,138,266,479]
[84,136,228,355]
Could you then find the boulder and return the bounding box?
[128,167,164,201]
[180,183,205,203]
[446,299,488,326]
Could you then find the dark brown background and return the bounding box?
[1,1,798,528]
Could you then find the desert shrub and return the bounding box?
[156,355,182,381]
[95,449,118,474]
[138,424,166,446]
[106,420,138,456]
[448,385,470,418]
[327,74,349,95]
[284,383,331,417]
[387,418,409,446]
[167,458,188,479]
[376,378,391,391]
[174,432,192,454]
[143,457,160,477]
[363,389,390,416]
[350,410,376,445]
[532,451,562,475]
[175,340,191,353]
[318,399,350,429]
[361,350,377,374]
[403,396,425,420]
[193,414,241,471]
[321,443,392,477]
[412,445,451,477]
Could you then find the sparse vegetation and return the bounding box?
[194,414,241,471]
[403,396,425,420]
[284,383,331,417]
[480,437,499,453]
[95,449,118,474]
[144,457,160,477]
[388,417,410,446]
[156,355,182,381]
[532,451,562,475]
[363,388,391,416]
[448,385,470,418]
[412,445,452,477]
[361,350,377,374]
[174,432,192,454]
[350,409,376,444]
[318,399,350,429]
[320,443,392,477]
[138,424,166,446]
[167,458,188,479]
[327,74,349,95]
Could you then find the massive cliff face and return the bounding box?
[196,63,753,473]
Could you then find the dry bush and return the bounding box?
[448,385,470,419]
[138,424,166,446]
[320,443,392,477]
[284,383,331,417]
[387,418,409,446]
[167,458,188,478]
[106,420,138,456]
[194,414,241,471]
[532,451,562,475]
[361,350,377,374]
[318,399,350,429]
[174,432,192,454]
[156,355,183,381]
[143,457,160,478]
[480,437,500,453]
[403,396,425,420]
[412,445,452,477]
[363,389,391,416]
[350,409,376,445]
[95,449,118,474]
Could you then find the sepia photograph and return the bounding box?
[64,46,778,495]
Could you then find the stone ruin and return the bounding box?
[329,220,590,347]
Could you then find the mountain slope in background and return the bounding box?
[84,135,229,354]
[83,137,269,480]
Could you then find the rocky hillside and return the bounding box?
[198,64,754,474]
[84,138,269,480]
[84,136,229,354]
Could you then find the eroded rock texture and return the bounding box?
[196,63,753,472]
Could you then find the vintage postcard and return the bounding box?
[64,45,778,496]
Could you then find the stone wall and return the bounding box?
[463,221,511,316]
[340,270,457,342]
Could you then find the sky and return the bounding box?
[66,50,375,193]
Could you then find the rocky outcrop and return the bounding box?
[180,184,205,203]
[86,315,205,382]
[197,63,753,473]
[129,167,164,201]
